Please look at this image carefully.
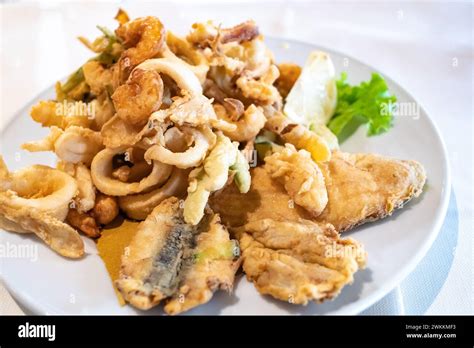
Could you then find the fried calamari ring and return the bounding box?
[0,193,84,258]
[91,147,172,196]
[58,162,96,213]
[118,168,189,220]
[144,126,216,169]
[0,158,77,221]
[134,58,203,96]
[164,31,209,83]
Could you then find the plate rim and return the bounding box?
[0,37,451,315]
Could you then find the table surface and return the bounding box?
[0,0,472,315]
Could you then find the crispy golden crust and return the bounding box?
[164,214,240,315]
[116,197,240,313]
[236,219,366,304]
[316,151,426,232]
[115,197,182,310]
[210,167,313,228]
[210,151,426,233]
[66,208,100,239]
[0,193,84,258]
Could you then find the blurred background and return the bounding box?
[0,0,472,315]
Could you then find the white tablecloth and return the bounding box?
[0,0,472,315]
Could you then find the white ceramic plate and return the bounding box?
[0,38,450,315]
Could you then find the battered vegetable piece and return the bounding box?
[183,133,250,225]
[236,219,366,304]
[30,100,92,129]
[264,144,328,217]
[116,197,240,314]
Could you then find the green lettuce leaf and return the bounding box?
[328,72,396,143]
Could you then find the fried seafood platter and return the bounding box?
[0,10,427,315]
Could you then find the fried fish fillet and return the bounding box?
[210,151,426,232]
[235,219,366,304]
[116,197,240,314]
[317,151,426,232]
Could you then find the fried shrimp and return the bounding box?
[115,16,166,66]
[214,103,266,142]
[91,147,172,196]
[264,144,328,217]
[144,126,216,169]
[112,69,164,127]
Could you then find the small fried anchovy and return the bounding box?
[116,197,240,313]
[143,218,196,296]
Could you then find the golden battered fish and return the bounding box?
[116,197,240,314]
[210,151,426,232]
[235,219,366,304]
[317,151,426,232]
